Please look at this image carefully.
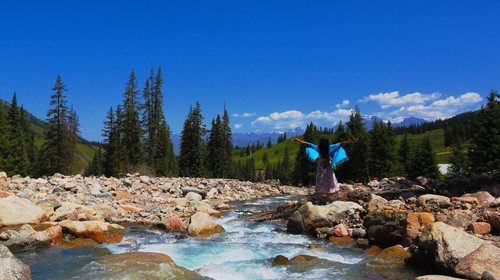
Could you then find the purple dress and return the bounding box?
[315,159,340,194]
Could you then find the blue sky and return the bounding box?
[1,1,499,141]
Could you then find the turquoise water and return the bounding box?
[16,196,421,279]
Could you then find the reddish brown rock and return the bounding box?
[44,225,63,244]
[103,232,124,244]
[114,190,133,200]
[333,224,349,237]
[467,222,491,235]
[452,197,479,205]
[479,211,500,233]
[468,191,495,205]
[165,216,186,231]
[118,204,144,213]
[63,238,99,248]
[403,212,435,247]
[454,243,500,280]
[364,245,383,256]
[60,220,104,244]
[328,236,355,244]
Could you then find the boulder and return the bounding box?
[0,196,48,226]
[420,222,488,270]
[447,210,478,229]
[454,243,500,280]
[366,194,388,212]
[181,187,207,198]
[452,196,479,205]
[417,194,451,208]
[403,212,435,247]
[333,224,349,237]
[364,209,408,248]
[360,245,410,273]
[0,244,31,280]
[165,216,186,231]
[187,212,225,236]
[468,222,491,235]
[59,220,104,243]
[44,225,63,244]
[94,252,205,279]
[415,276,466,280]
[51,202,98,222]
[272,255,290,266]
[480,211,500,233]
[4,235,49,251]
[185,192,202,201]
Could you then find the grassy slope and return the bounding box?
[233,129,452,170]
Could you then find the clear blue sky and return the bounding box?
[1,1,499,141]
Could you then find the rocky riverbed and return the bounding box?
[1,171,499,280]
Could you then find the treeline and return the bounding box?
[86,68,177,178]
[0,75,81,177]
[394,111,478,147]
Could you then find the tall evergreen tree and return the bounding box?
[368,120,396,178]
[207,115,223,177]
[398,134,412,177]
[102,107,121,177]
[279,146,291,185]
[292,122,319,186]
[221,108,233,178]
[121,70,143,172]
[156,120,177,177]
[267,137,272,149]
[85,148,103,176]
[5,93,29,176]
[470,90,500,173]
[0,107,12,172]
[334,120,347,142]
[408,136,440,179]
[179,102,205,177]
[343,106,369,182]
[449,143,468,173]
[44,75,76,175]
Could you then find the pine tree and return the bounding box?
[85,148,103,176]
[398,134,412,177]
[5,93,29,176]
[44,75,76,175]
[121,70,143,172]
[409,136,440,179]
[207,115,223,177]
[292,122,319,186]
[0,107,12,172]
[179,102,205,177]
[368,120,396,178]
[334,120,347,142]
[343,106,369,182]
[267,137,272,149]
[102,107,121,177]
[470,90,500,173]
[221,108,233,178]
[449,143,468,172]
[156,120,177,177]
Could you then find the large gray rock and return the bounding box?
[417,194,451,207]
[366,194,388,212]
[287,201,363,234]
[420,222,488,270]
[181,187,207,198]
[0,244,31,280]
[0,196,48,226]
[454,243,500,280]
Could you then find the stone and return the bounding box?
[181,187,207,198]
[417,194,451,207]
[4,235,49,251]
[114,190,133,200]
[333,224,349,237]
[364,209,408,248]
[447,210,478,229]
[480,211,500,233]
[187,212,225,236]
[360,245,411,273]
[468,222,491,235]
[420,222,488,270]
[388,199,406,209]
[60,220,104,243]
[366,194,388,212]
[0,196,48,226]
[415,276,466,280]
[468,191,495,205]
[403,212,435,247]
[185,192,202,201]
[272,255,290,266]
[44,225,63,244]
[452,196,479,205]
[139,176,150,184]
[481,271,500,280]
[63,238,99,248]
[454,243,500,280]
[328,236,355,244]
[95,252,204,279]
[102,232,124,244]
[51,202,98,222]
[0,244,31,280]
[165,216,186,231]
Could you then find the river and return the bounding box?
[16,195,423,279]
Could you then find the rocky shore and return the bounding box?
[0,171,310,279]
[280,175,500,280]
[1,171,499,279]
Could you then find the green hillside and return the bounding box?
[233,129,455,170]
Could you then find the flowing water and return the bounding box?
[16,195,422,279]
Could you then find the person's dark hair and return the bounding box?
[319,137,331,168]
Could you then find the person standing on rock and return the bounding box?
[291,136,359,203]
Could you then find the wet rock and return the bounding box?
[102,232,124,244]
[453,243,500,280]
[328,236,356,245]
[0,244,31,280]
[0,196,48,226]
[63,238,99,248]
[272,255,290,266]
[420,222,488,270]
[59,220,104,243]
[4,235,49,251]
[415,276,466,280]
[94,252,207,279]
[187,212,225,236]
[403,212,435,247]
[447,210,478,229]
[44,225,63,244]
[468,222,491,235]
[360,245,410,273]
